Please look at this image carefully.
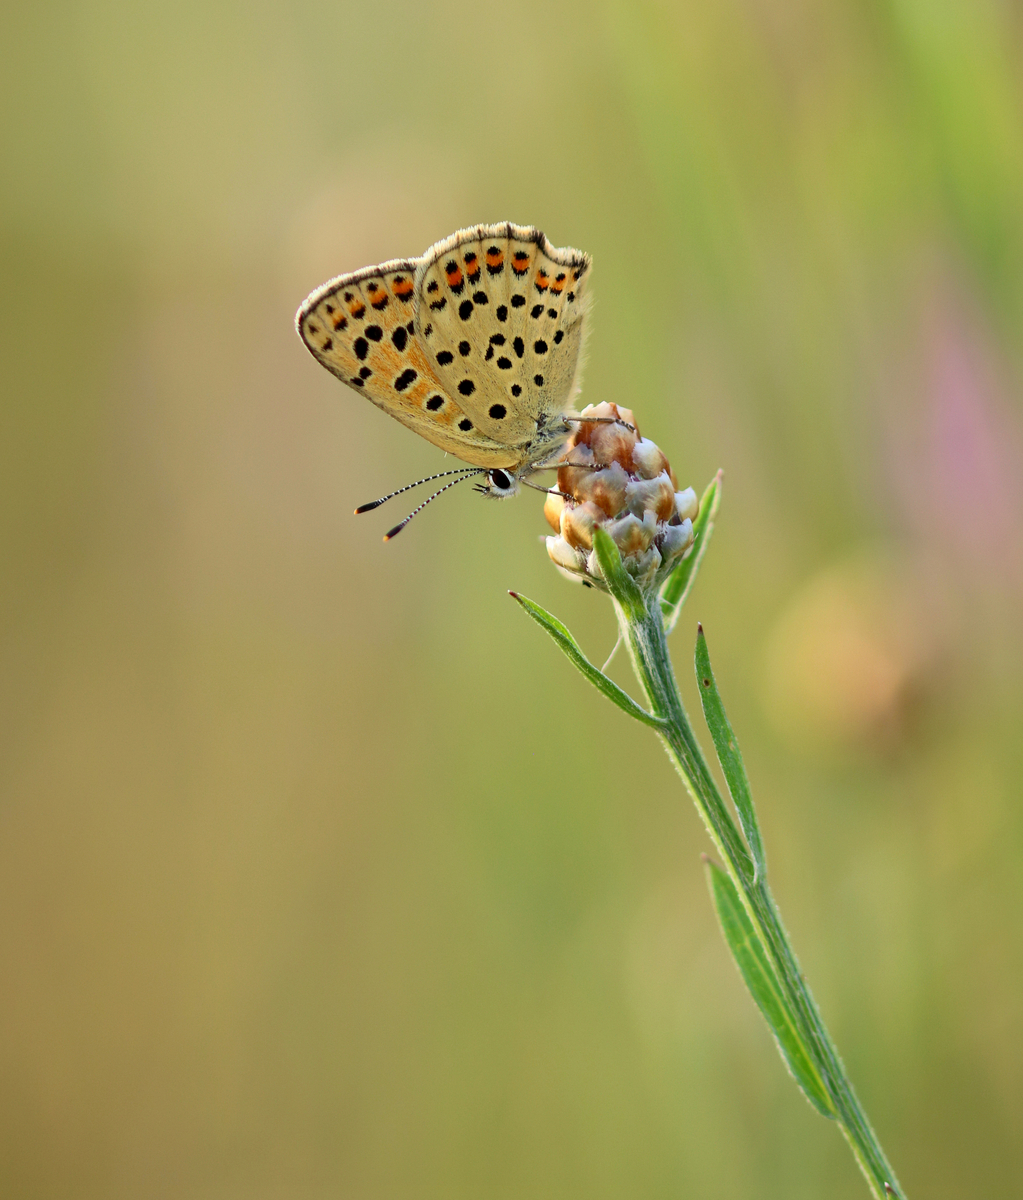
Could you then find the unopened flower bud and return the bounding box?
[545,403,698,590]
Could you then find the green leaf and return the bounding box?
[661,472,722,633]
[592,527,646,619]
[704,858,835,1118]
[695,625,765,882]
[509,592,665,729]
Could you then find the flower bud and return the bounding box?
[545,403,697,590]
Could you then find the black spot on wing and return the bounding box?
[445,260,464,294]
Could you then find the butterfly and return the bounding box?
[295,222,593,537]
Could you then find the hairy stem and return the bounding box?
[615,593,904,1200]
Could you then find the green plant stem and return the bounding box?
[615,592,904,1200]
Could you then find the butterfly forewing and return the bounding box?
[413,223,592,447]
[296,225,593,474]
[296,259,519,467]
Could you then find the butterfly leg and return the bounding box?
[568,415,636,433]
[527,461,606,472]
[518,477,574,499]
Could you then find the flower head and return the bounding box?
[543,403,699,590]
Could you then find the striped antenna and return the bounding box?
[355,468,481,514]
[384,470,486,541]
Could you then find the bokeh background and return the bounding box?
[3,1,1023,1195]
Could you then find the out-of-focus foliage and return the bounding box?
[2,1,1022,1196]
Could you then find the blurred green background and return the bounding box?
[3,1,1022,1195]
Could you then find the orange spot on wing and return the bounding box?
[486,249,504,268]
[535,269,550,292]
[348,299,366,318]
[550,272,566,293]
[512,251,530,276]
[391,276,414,300]
[445,264,463,288]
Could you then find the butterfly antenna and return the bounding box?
[383,470,486,541]
[355,468,481,514]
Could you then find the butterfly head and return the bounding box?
[474,468,521,499]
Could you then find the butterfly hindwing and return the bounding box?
[296,259,519,467]
[413,223,592,445]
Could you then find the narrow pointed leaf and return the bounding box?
[591,527,646,619]
[695,624,765,882]
[509,592,664,729]
[704,858,834,1118]
[662,472,722,633]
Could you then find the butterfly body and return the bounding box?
[296,223,592,486]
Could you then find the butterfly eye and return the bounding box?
[490,469,512,491]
